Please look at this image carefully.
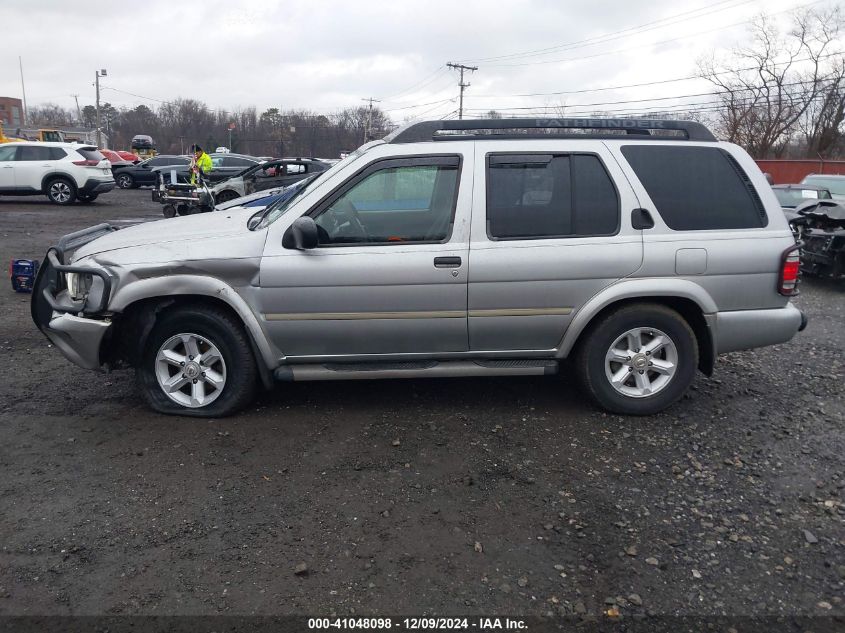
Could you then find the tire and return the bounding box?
[77,193,98,203]
[45,177,77,205]
[162,204,177,218]
[215,189,239,204]
[575,303,698,416]
[137,305,258,417]
[116,173,135,189]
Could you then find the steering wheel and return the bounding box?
[330,198,368,241]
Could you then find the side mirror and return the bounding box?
[282,217,319,250]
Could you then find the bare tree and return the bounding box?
[699,8,843,158]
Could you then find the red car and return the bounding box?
[100,149,134,173]
[116,150,141,164]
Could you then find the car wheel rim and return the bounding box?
[604,327,678,399]
[154,333,227,408]
[118,176,130,188]
[51,182,71,202]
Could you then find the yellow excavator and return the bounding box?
[0,123,66,143]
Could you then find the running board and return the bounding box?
[274,359,558,382]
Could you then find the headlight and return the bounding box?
[65,272,93,300]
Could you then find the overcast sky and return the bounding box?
[0,0,834,124]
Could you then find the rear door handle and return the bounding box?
[434,256,462,268]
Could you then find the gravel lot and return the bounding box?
[0,190,843,624]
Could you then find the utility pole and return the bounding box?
[18,56,28,126]
[94,69,107,148]
[446,62,477,120]
[71,94,81,124]
[362,97,380,144]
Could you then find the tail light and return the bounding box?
[778,244,802,296]
[72,160,101,167]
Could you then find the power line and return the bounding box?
[457,0,755,65]
[378,66,448,102]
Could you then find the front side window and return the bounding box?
[314,158,460,245]
[621,145,767,230]
[487,153,619,239]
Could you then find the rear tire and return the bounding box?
[215,189,239,203]
[137,305,258,417]
[116,173,135,189]
[45,177,77,205]
[575,303,698,415]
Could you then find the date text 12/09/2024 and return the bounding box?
[308,618,527,630]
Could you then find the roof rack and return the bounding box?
[386,118,717,143]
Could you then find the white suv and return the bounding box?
[0,142,115,205]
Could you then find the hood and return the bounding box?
[73,207,259,261]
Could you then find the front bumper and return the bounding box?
[715,303,807,354]
[31,224,117,370]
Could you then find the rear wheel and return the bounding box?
[137,305,258,417]
[215,189,239,203]
[116,173,135,189]
[575,304,698,415]
[45,178,77,205]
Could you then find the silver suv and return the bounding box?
[32,118,807,417]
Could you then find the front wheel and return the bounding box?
[137,305,258,417]
[575,304,698,416]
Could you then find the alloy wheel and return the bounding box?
[604,327,678,398]
[154,333,227,408]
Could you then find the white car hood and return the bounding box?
[72,207,260,261]
[216,186,285,210]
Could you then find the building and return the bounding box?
[0,97,24,129]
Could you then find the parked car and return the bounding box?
[215,175,323,212]
[0,141,114,204]
[151,153,263,185]
[116,150,141,164]
[31,118,806,417]
[211,158,330,203]
[113,155,191,189]
[801,174,845,202]
[771,183,832,209]
[99,149,133,173]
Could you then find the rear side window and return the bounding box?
[49,148,67,160]
[621,145,767,230]
[76,148,105,162]
[18,146,55,161]
[486,153,619,239]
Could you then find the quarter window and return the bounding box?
[314,158,460,245]
[486,153,619,239]
[621,145,767,230]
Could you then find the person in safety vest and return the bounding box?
[190,144,213,184]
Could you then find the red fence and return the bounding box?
[755,159,845,184]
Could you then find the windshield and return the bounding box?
[249,150,366,229]
[773,187,830,207]
[250,175,320,230]
[802,176,845,195]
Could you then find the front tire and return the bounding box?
[575,304,698,415]
[137,305,258,417]
[45,178,77,205]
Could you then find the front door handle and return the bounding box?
[434,256,462,268]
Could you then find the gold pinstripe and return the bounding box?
[263,308,572,321]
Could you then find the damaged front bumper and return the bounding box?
[31,224,117,370]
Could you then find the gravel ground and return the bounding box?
[0,190,843,625]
